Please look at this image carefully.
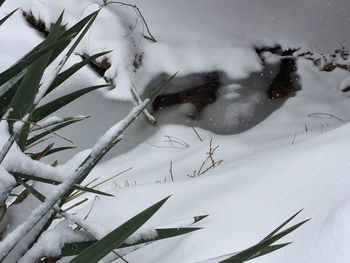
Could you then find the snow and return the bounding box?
[340,74,350,91]
[1,1,350,263]
[0,167,15,202]
[18,220,92,263]
[90,98,149,156]
[125,228,158,245]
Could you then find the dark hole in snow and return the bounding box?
[256,45,300,100]
[150,45,301,119]
[152,71,222,116]
[342,86,350,92]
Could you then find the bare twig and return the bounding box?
[291,133,297,145]
[308,112,343,122]
[67,167,132,202]
[1,117,74,144]
[91,167,132,188]
[192,127,203,142]
[131,86,157,125]
[33,142,55,160]
[164,135,189,149]
[63,198,89,212]
[169,161,174,182]
[101,1,157,42]
[148,135,190,149]
[188,138,223,177]
[25,136,53,150]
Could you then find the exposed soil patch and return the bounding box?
[256,45,299,99]
[77,53,112,78]
[299,47,350,72]
[22,11,66,37]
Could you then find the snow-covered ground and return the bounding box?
[1,0,350,262]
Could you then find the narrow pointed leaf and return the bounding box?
[260,209,303,242]
[33,84,111,121]
[0,33,72,87]
[17,178,46,202]
[219,219,309,262]
[11,172,113,197]
[0,10,100,101]
[44,51,112,96]
[7,12,63,125]
[0,8,17,26]
[69,196,170,263]
[248,243,291,260]
[29,146,76,160]
[49,10,100,63]
[61,227,200,257]
[31,116,89,132]
[70,73,177,190]
[194,215,209,223]
[26,118,85,146]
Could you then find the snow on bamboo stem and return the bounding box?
[30,115,88,132]
[0,167,16,203]
[102,227,160,262]
[0,99,151,260]
[90,98,151,157]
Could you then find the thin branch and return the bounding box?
[169,161,174,182]
[131,86,157,125]
[291,133,297,145]
[307,112,343,122]
[188,138,223,177]
[1,118,74,144]
[192,127,203,142]
[101,1,157,42]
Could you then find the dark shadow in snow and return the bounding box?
[41,56,300,163]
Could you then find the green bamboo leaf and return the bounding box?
[194,215,209,223]
[0,10,100,105]
[16,177,46,202]
[69,196,170,263]
[33,9,100,104]
[64,10,99,61]
[219,219,309,263]
[11,172,113,197]
[7,11,64,124]
[0,81,17,116]
[4,12,64,153]
[49,10,100,63]
[32,84,111,121]
[248,243,291,260]
[0,8,17,26]
[71,73,177,190]
[69,186,114,197]
[29,146,76,160]
[260,209,303,243]
[26,117,86,147]
[31,116,89,132]
[44,51,112,96]
[16,11,99,76]
[61,227,200,257]
[0,33,72,88]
